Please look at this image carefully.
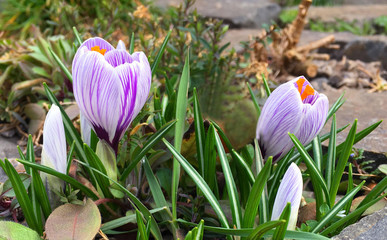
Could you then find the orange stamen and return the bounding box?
[91,46,107,55]
[296,77,305,94]
[300,85,315,101]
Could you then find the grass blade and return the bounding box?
[72,26,83,47]
[311,181,365,233]
[120,120,176,181]
[272,203,291,240]
[254,139,269,224]
[172,52,190,220]
[193,88,206,177]
[232,150,255,185]
[214,127,242,228]
[326,92,345,123]
[247,220,285,240]
[312,136,323,172]
[3,159,42,234]
[321,193,387,236]
[289,133,329,201]
[129,32,135,54]
[326,114,336,190]
[48,47,73,82]
[17,159,98,199]
[151,29,172,75]
[163,139,230,228]
[329,119,357,207]
[261,74,271,96]
[243,158,272,228]
[246,82,261,117]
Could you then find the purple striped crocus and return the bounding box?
[41,104,67,174]
[72,37,151,152]
[271,163,303,230]
[256,76,329,161]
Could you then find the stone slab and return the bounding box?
[154,0,281,28]
[315,84,387,154]
[306,4,387,23]
[332,206,387,240]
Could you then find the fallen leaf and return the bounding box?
[45,198,101,240]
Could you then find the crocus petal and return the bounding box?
[296,94,329,145]
[42,104,67,174]
[72,47,122,148]
[104,49,135,67]
[116,40,126,50]
[72,40,151,152]
[271,163,303,230]
[256,76,329,161]
[80,112,92,146]
[129,52,151,118]
[256,83,304,160]
[79,37,115,53]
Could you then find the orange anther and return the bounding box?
[296,77,305,94]
[91,46,107,55]
[300,85,315,101]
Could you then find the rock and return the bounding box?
[332,206,387,240]
[319,86,387,154]
[298,31,387,70]
[220,28,260,52]
[0,135,21,160]
[154,0,281,28]
[343,40,387,70]
[306,5,387,23]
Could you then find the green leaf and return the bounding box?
[246,82,261,117]
[120,120,176,181]
[17,159,98,200]
[329,119,357,207]
[177,219,329,239]
[45,199,101,240]
[72,27,83,47]
[72,160,163,240]
[243,158,272,228]
[1,173,31,197]
[129,32,135,54]
[162,139,230,229]
[326,114,337,191]
[136,209,148,240]
[214,127,242,228]
[232,150,255,185]
[247,220,285,240]
[151,29,172,75]
[254,139,269,224]
[0,221,41,240]
[356,175,387,211]
[172,52,190,220]
[48,47,73,82]
[326,93,345,123]
[101,207,167,232]
[2,159,42,234]
[289,133,329,202]
[193,88,206,177]
[272,203,291,240]
[321,193,387,236]
[311,181,365,233]
[26,135,43,229]
[83,143,112,198]
[262,74,271,96]
[344,163,354,214]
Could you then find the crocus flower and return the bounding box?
[271,163,303,230]
[72,37,151,152]
[41,104,67,207]
[256,76,329,161]
[41,104,67,174]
